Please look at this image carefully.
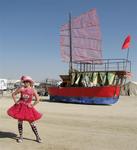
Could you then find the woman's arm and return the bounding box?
[32,89,40,107]
[12,88,21,104]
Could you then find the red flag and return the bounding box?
[122,35,131,49]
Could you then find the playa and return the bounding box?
[0,95,137,150]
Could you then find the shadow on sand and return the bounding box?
[22,137,37,142]
[0,131,17,139]
[0,131,37,142]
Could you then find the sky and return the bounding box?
[0,0,137,81]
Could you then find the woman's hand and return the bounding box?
[15,101,20,105]
[27,103,33,108]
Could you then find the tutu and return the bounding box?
[7,102,42,122]
[7,87,42,122]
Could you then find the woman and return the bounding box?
[7,76,42,143]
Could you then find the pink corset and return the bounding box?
[20,87,34,103]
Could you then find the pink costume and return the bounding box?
[7,87,42,122]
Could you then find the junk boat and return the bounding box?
[48,8,131,104]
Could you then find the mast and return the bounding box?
[69,13,73,74]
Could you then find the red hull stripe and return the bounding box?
[48,86,120,98]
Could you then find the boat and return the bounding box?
[47,8,131,105]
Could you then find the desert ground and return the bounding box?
[0,94,137,150]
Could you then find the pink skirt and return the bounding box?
[7,103,42,122]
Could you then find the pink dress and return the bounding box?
[7,87,42,122]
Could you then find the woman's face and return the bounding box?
[23,81,31,87]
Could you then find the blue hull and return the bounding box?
[50,96,119,105]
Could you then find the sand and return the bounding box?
[0,95,137,150]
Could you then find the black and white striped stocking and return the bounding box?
[30,122,40,140]
[18,120,23,138]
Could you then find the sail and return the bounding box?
[60,8,102,63]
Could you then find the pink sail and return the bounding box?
[60,8,102,63]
